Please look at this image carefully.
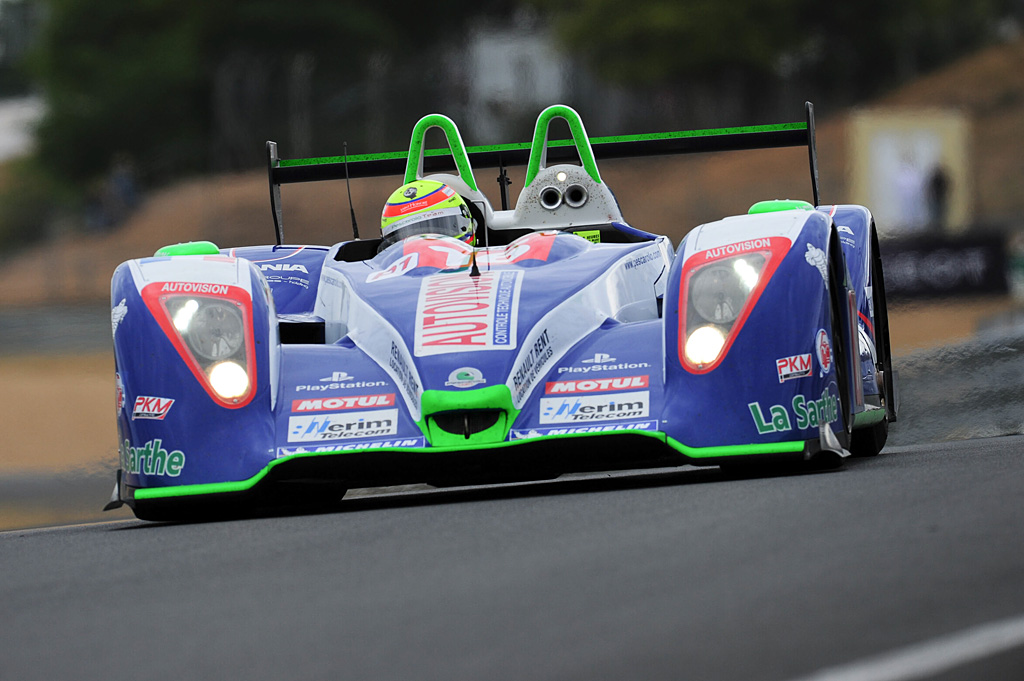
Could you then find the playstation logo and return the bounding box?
[582,353,615,364]
[320,371,354,382]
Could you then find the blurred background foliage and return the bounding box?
[0,0,1020,252]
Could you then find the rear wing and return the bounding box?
[267,102,820,245]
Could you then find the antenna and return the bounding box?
[344,142,360,240]
[805,101,820,206]
[497,154,511,211]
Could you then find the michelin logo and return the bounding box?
[277,438,424,456]
[510,420,659,439]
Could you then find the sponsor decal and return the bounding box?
[121,438,186,477]
[545,375,649,394]
[414,270,522,356]
[837,225,856,247]
[111,299,127,337]
[815,329,833,375]
[291,394,395,412]
[115,372,125,412]
[775,354,812,383]
[322,371,354,382]
[369,233,556,282]
[510,420,659,439]
[583,353,615,364]
[383,185,453,218]
[259,263,308,273]
[288,409,399,442]
[277,438,426,457]
[624,251,661,270]
[132,395,175,420]
[556,361,650,375]
[445,367,486,389]
[159,282,230,295]
[295,380,388,392]
[805,243,827,283]
[703,238,771,260]
[511,328,554,403]
[748,389,839,434]
[389,341,421,400]
[367,252,419,283]
[539,390,650,424]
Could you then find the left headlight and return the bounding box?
[169,298,245,361]
[143,285,257,408]
[681,251,773,372]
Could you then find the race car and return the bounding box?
[105,103,898,520]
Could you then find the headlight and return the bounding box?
[679,248,779,372]
[208,360,250,399]
[685,325,726,366]
[144,283,257,409]
[689,255,765,324]
[186,300,245,360]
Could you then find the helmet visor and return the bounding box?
[381,207,473,246]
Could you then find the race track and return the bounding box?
[3,435,1024,681]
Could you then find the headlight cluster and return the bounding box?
[163,295,252,402]
[683,254,766,370]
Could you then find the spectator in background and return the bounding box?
[84,153,140,232]
[895,154,927,232]
[927,164,951,233]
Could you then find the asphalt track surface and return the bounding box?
[3,436,1024,681]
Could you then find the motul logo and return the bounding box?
[545,375,649,394]
[291,394,396,412]
[132,396,175,420]
[776,354,812,383]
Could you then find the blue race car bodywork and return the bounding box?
[106,104,897,520]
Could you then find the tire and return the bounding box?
[849,224,891,458]
[827,233,853,451]
[850,418,888,457]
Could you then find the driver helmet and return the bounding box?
[380,180,475,248]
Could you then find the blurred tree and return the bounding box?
[529,0,1015,124]
[28,0,481,185]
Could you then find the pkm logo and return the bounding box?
[775,354,812,383]
[132,396,175,420]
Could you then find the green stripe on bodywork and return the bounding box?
[132,430,808,501]
[154,240,220,256]
[853,408,887,428]
[665,436,805,458]
[277,122,808,169]
[748,199,815,214]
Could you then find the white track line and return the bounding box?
[788,614,1024,681]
